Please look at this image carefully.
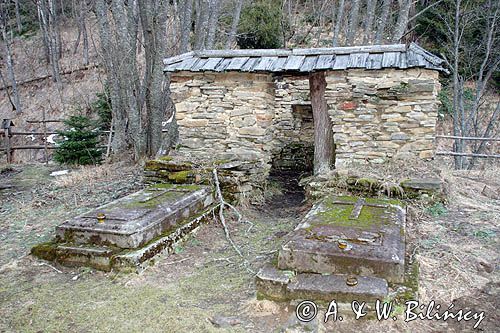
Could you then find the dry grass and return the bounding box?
[53,162,135,188]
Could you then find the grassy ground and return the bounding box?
[0,161,498,332]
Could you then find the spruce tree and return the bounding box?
[54,115,103,165]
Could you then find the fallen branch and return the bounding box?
[164,257,190,265]
[38,262,62,273]
[212,168,255,275]
[0,64,99,91]
[212,168,243,258]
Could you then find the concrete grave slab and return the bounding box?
[56,184,214,249]
[32,184,216,271]
[278,196,406,283]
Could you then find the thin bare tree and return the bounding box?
[392,0,413,42]
[73,0,89,65]
[332,0,345,46]
[179,0,193,53]
[375,0,392,44]
[346,0,361,45]
[206,0,221,49]
[14,0,22,34]
[364,0,377,44]
[438,0,500,169]
[0,0,22,114]
[226,0,244,49]
[37,0,62,84]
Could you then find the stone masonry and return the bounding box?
[170,68,440,174]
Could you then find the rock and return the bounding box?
[208,315,243,328]
[482,185,499,200]
[50,170,69,176]
[478,260,495,273]
[401,178,442,191]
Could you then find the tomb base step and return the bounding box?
[256,264,388,303]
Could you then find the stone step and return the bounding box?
[56,184,214,249]
[256,265,388,303]
[277,196,406,283]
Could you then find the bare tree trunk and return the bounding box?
[392,0,412,42]
[138,0,171,156]
[37,0,62,84]
[194,0,209,50]
[73,0,89,65]
[179,0,193,53]
[95,0,174,159]
[332,0,345,46]
[14,0,22,34]
[205,0,221,49]
[364,0,377,44]
[95,0,129,154]
[226,0,244,49]
[309,71,334,174]
[451,0,465,169]
[0,6,22,114]
[375,0,392,44]
[346,0,360,45]
[468,102,499,169]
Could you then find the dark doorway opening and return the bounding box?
[265,104,315,216]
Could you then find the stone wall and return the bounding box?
[325,68,440,168]
[169,68,440,182]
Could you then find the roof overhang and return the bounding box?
[164,43,447,74]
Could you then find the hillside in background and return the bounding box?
[0,0,498,165]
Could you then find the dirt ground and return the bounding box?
[0,161,498,333]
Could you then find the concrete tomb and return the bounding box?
[32,184,215,271]
[256,195,407,303]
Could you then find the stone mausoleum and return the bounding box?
[164,43,445,177]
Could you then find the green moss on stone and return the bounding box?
[310,196,403,230]
[147,183,201,191]
[167,170,193,183]
[157,156,173,161]
[31,242,58,261]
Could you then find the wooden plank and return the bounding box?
[332,54,349,69]
[365,53,383,69]
[163,52,194,65]
[253,57,277,71]
[314,55,334,69]
[269,57,288,71]
[197,49,292,58]
[300,56,319,72]
[240,58,259,71]
[436,151,500,158]
[406,50,419,67]
[201,57,223,71]
[436,135,500,141]
[214,58,232,72]
[292,44,406,56]
[177,57,199,71]
[26,119,63,123]
[284,55,305,70]
[347,53,369,68]
[382,52,400,68]
[399,53,408,69]
[226,57,250,70]
[10,131,58,135]
[190,58,209,71]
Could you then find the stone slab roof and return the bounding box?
[164,43,446,74]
